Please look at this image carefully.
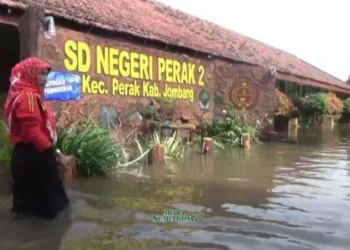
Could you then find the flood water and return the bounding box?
[1,126,350,250]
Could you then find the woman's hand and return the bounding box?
[55,149,78,180]
[56,149,68,170]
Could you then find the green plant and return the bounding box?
[0,93,6,119]
[55,119,127,176]
[157,96,175,104]
[326,92,344,115]
[0,119,13,163]
[343,98,350,113]
[204,106,259,147]
[149,132,185,159]
[304,92,344,116]
[275,89,295,116]
[304,93,328,115]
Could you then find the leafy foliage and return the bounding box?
[0,93,6,119]
[275,89,295,116]
[149,132,185,159]
[304,93,328,114]
[0,119,13,163]
[204,107,258,147]
[325,92,344,115]
[304,92,344,115]
[343,98,350,113]
[55,119,126,176]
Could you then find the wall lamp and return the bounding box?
[270,66,277,77]
[44,16,56,39]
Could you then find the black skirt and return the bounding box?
[10,143,70,219]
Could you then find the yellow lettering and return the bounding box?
[139,54,149,79]
[98,81,106,94]
[65,42,203,94]
[109,48,119,76]
[165,59,173,82]
[173,60,181,83]
[119,81,125,95]
[181,62,188,83]
[198,65,205,86]
[119,51,130,77]
[82,75,91,93]
[158,57,166,81]
[112,78,140,96]
[149,56,154,80]
[112,78,119,96]
[96,45,109,75]
[188,64,195,84]
[64,40,78,71]
[162,84,194,102]
[77,41,91,73]
[90,80,106,94]
[130,52,140,79]
[131,80,141,96]
[91,81,98,94]
[82,75,106,94]
[143,81,160,97]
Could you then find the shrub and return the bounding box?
[325,92,343,115]
[343,98,350,113]
[275,89,295,117]
[0,93,6,119]
[304,92,343,115]
[0,120,13,163]
[149,132,185,159]
[55,120,127,176]
[304,93,328,114]
[204,106,258,147]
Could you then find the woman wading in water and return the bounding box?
[4,57,70,219]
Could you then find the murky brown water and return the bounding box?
[1,126,350,250]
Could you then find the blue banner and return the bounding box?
[44,71,81,101]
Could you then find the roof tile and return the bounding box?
[1,0,348,90]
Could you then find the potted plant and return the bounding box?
[304,92,343,127]
[325,92,344,126]
[274,89,296,131]
[339,98,350,123]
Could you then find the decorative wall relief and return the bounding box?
[199,89,210,110]
[128,111,143,121]
[230,79,259,110]
[160,120,173,137]
[127,110,143,129]
[214,89,225,104]
[99,106,120,130]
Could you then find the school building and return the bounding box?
[0,0,349,126]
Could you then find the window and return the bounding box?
[276,80,286,92]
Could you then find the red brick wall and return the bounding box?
[213,59,276,122]
[38,25,216,127]
[37,24,276,127]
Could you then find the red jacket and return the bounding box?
[4,57,56,153]
[8,92,53,152]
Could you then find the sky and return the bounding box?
[157,0,350,81]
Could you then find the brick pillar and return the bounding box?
[18,4,44,59]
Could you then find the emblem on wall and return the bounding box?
[230,79,259,110]
[199,89,210,110]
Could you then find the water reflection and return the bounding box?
[0,126,350,249]
[0,209,72,250]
